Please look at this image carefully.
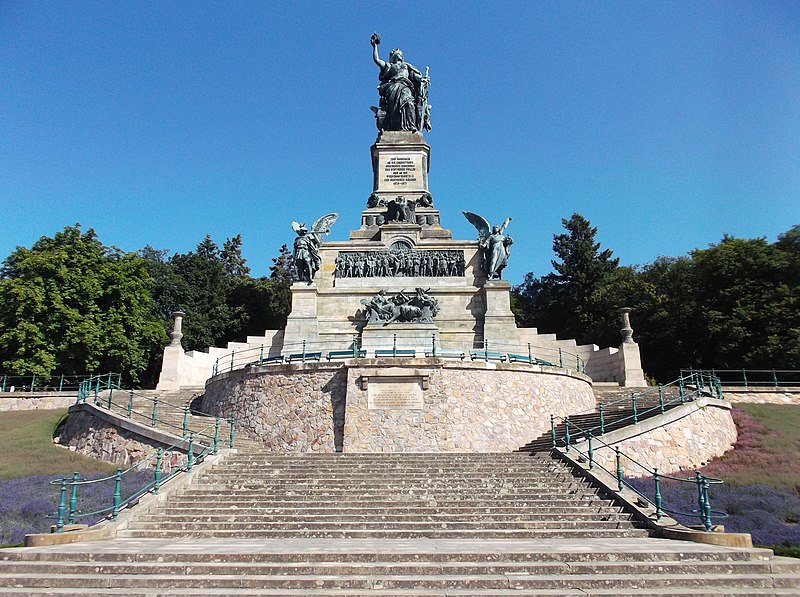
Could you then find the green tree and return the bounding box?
[164,236,247,352]
[514,213,620,344]
[0,226,166,384]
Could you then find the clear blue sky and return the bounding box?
[1,1,798,284]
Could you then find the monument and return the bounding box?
[156,34,647,453]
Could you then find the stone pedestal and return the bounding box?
[354,131,443,237]
[282,283,320,353]
[619,341,648,387]
[482,280,520,348]
[360,323,439,355]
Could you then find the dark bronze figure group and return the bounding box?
[336,250,465,278]
[361,288,440,325]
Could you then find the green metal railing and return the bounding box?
[0,373,121,393]
[682,368,800,389]
[554,418,726,531]
[49,373,238,533]
[549,371,722,449]
[210,336,588,377]
[48,423,217,533]
[75,375,234,448]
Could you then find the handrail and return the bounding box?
[543,372,723,450]
[76,375,234,445]
[682,368,800,389]
[209,335,588,378]
[48,417,221,533]
[552,415,726,531]
[595,369,722,412]
[0,373,121,393]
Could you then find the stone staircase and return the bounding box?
[1,451,798,594]
[518,386,690,453]
[120,452,646,540]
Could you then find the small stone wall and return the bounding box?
[202,359,595,453]
[723,387,800,405]
[57,409,187,472]
[589,399,737,477]
[0,393,75,412]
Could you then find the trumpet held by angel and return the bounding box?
[462,212,513,280]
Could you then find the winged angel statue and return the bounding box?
[462,212,513,280]
[291,213,338,284]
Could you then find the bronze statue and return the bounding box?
[361,288,440,325]
[370,33,431,133]
[463,212,513,280]
[291,213,338,284]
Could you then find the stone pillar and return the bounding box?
[616,307,647,387]
[169,310,185,347]
[282,283,320,354]
[482,280,520,348]
[156,310,187,390]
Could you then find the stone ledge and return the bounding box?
[67,402,210,454]
[208,357,593,388]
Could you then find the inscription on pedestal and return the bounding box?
[368,380,424,409]
[379,154,424,191]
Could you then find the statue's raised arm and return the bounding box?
[370,33,385,69]
[370,33,431,133]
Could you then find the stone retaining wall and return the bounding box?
[0,393,75,412]
[589,398,737,477]
[57,409,187,472]
[722,387,800,405]
[201,365,345,453]
[202,359,595,453]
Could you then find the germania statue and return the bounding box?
[370,33,431,133]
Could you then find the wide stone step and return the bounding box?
[133,509,630,520]
[0,559,789,577]
[126,519,635,530]
[0,571,792,591]
[160,498,614,508]
[150,505,624,516]
[119,529,649,539]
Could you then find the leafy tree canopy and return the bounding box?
[514,216,800,381]
[0,225,166,384]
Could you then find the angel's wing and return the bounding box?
[462,211,490,243]
[311,213,339,235]
[499,217,512,235]
[291,221,303,233]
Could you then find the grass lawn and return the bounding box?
[701,403,800,491]
[629,403,800,556]
[0,409,150,546]
[0,409,116,479]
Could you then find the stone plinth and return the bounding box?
[371,131,430,202]
[482,280,520,347]
[282,283,320,353]
[360,323,439,356]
